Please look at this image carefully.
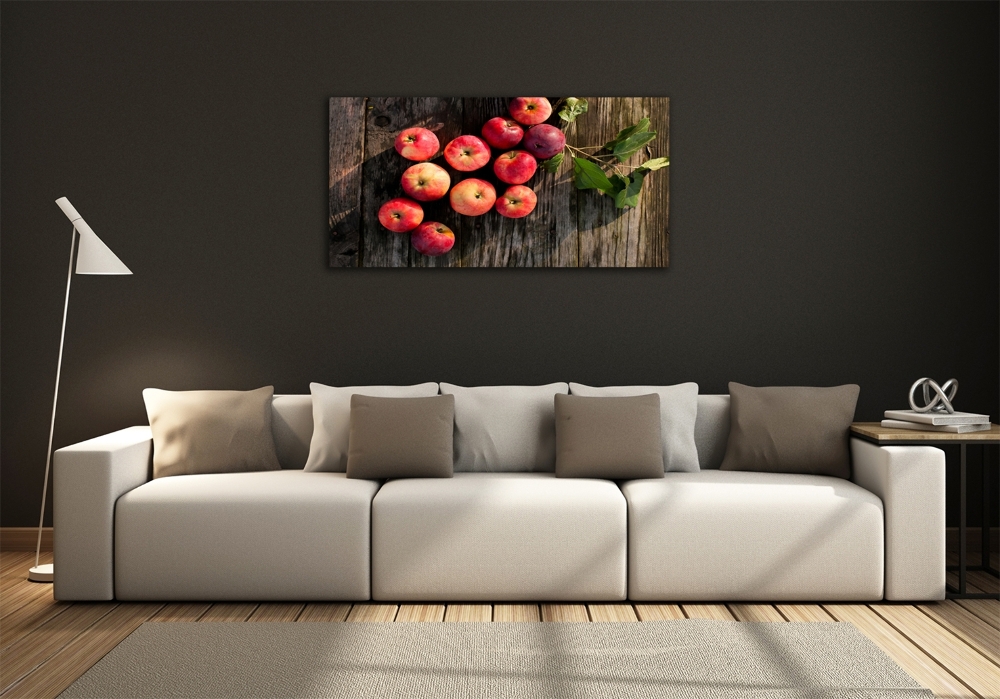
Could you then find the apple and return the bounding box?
[401,162,451,202]
[522,124,566,160]
[443,135,491,171]
[394,128,439,161]
[481,117,524,149]
[508,97,552,125]
[378,197,423,233]
[411,222,455,256]
[493,150,537,185]
[449,178,496,216]
[495,185,537,219]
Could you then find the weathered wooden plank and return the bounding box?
[634,604,685,621]
[2,602,162,699]
[824,604,974,699]
[328,97,367,267]
[775,604,836,622]
[575,97,669,267]
[637,96,669,267]
[682,604,736,620]
[444,604,491,622]
[540,604,589,622]
[362,97,461,268]
[587,604,638,622]
[247,603,304,622]
[149,602,211,622]
[198,603,258,622]
[297,603,351,622]
[346,604,397,622]
[493,604,540,622]
[531,97,578,267]
[395,604,445,622]
[728,604,786,622]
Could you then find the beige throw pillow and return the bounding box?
[142,386,282,479]
[554,393,664,479]
[346,394,455,479]
[719,382,860,478]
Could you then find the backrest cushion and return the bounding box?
[303,382,440,472]
[694,394,730,469]
[569,382,700,472]
[440,382,569,472]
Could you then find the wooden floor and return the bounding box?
[1,551,997,699]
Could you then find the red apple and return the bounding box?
[401,162,451,202]
[449,178,496,216]
[522,124,566,160]
[481,117,524,149]
[509,97,552,125]
[378,197,423,232]
[394,128,439,161]
[443,135,491,171]
[411,222,455,256]
[493,150,537,185]
[496,185,537,219]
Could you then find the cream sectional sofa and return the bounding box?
[52,389,946,603]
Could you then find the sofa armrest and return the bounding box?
[53,427,152,600]
[850,438,945,601]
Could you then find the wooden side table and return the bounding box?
[851,422,999,599]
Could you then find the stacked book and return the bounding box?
[883,410,991,433]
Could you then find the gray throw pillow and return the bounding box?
[346,394,454,479]
[554,394,664,480]
[568,382,700,472]
[719,382,860,478]
[143,386,282,479]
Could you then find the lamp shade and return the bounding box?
[55,197,132,275]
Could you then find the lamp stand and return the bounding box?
[29,226,77,583]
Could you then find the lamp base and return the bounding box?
[28,563,53,583]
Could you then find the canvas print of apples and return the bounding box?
[329,97,669,268]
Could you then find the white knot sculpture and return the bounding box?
[908,377,958,414]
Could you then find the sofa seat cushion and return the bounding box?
[115,471,379,601]
[372,473,627,601]
[621,471,884,601]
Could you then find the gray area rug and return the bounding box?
[60,620,933,698]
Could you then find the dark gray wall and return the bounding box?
[2,1,997,527]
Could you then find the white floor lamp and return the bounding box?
[28,198,132,583]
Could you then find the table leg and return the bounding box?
[984,445,991,573]
[959,444,967,594]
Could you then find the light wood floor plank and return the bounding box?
[346,604,397,622]
[1,604,117,694]
[587,604,638,622]
[967,571,999,595]
[870,603,1000,698]
[298,603,351,622]
[728,604,785,622]
[0,582,54,621]
[916,601,1000,665]
[776,604,836,622]
[149,602,211,622]
[198,603,258,622]
[248,603,304,622]
[1,598,72,651]
[396,604,445,622]
[634,604,685,621]
[444,605,491,622]
[541,604,589,622]
[2,602,163,699]
[493,604,540,622]
[682,604,736,620]
[955,599,999,629]
[0,552,33,577]
[824,604,974,699]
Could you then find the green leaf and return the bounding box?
[638,157,669,171]
[558,97,588,123]
[540,152,564,173]
[604,117,651,151]
[608,174,629,208]
[621,169,648,208]
[612,130,657,162]
[572,157,614,195]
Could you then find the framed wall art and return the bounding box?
[329,96,669,268]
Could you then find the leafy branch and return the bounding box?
[539,98,669,210]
